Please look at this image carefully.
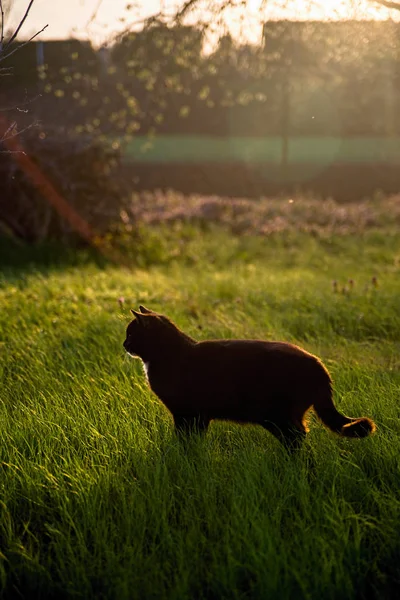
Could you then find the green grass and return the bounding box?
[1,226,400,599]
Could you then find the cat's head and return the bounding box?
[123,305,180,361]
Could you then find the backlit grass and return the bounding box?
[1,225,399,599]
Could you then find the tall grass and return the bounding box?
[1,223,400,599]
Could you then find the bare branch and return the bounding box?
[175,0,199,21]
[0,119,38,148]
[4,0,36,48]
[0,92,42,112]
[0,24,48,63]
[0,0,44,152]
[373,0,400,9]
[86,0,104,28]
[109,1,214,46]
[0,119,17,141]
[0,0,4,51]
[109,11,164,45]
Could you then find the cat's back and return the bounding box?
[176,338,329,402]
[189,338,327,376]
[193,338,314,360]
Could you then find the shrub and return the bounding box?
[0,128,127,243]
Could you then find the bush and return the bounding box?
[0,128,127,243]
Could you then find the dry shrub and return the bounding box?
[0,128,127,243]
[127,190,400,236]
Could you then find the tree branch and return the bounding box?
[85,0,104,28]
[175,0,199,21]
[4,0,36,48]
[0,24,48,63]
[0,92,42,112]
[373,0,400,9]
[0,0,4,51]
[109,11,164,46]
[0,119,37,144]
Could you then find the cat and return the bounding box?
[123,305,376,450]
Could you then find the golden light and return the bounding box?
[11,0,398,46]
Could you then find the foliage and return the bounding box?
[6,16,399,143]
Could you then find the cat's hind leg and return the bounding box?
[262,418,307,452]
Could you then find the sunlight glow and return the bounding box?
[9,0,398,47]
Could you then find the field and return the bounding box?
[1,196,400,599]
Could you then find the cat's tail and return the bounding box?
[313,383,376,438]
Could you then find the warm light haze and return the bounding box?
[8,0,397,47]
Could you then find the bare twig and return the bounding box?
[0,0,4,51]
[109,11,164,45]
[0,119,16,140]
[0,24,48,63]
[373,0,400,8]
[176,0,243,20]
[0,119,37,143]
[175,0,200,21]
[86,0,104,28]
[109,3,209,47]
[4,0,36,48]
[0,93,42,112]
[0,0,45,154]
[0,149,25,154]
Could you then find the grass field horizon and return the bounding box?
[1,197,400,599]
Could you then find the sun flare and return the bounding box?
[12,0,397,46]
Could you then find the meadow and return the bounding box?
[1,195,400,599]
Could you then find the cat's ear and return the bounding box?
[139,305,153,314]
[131,309,147,325]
